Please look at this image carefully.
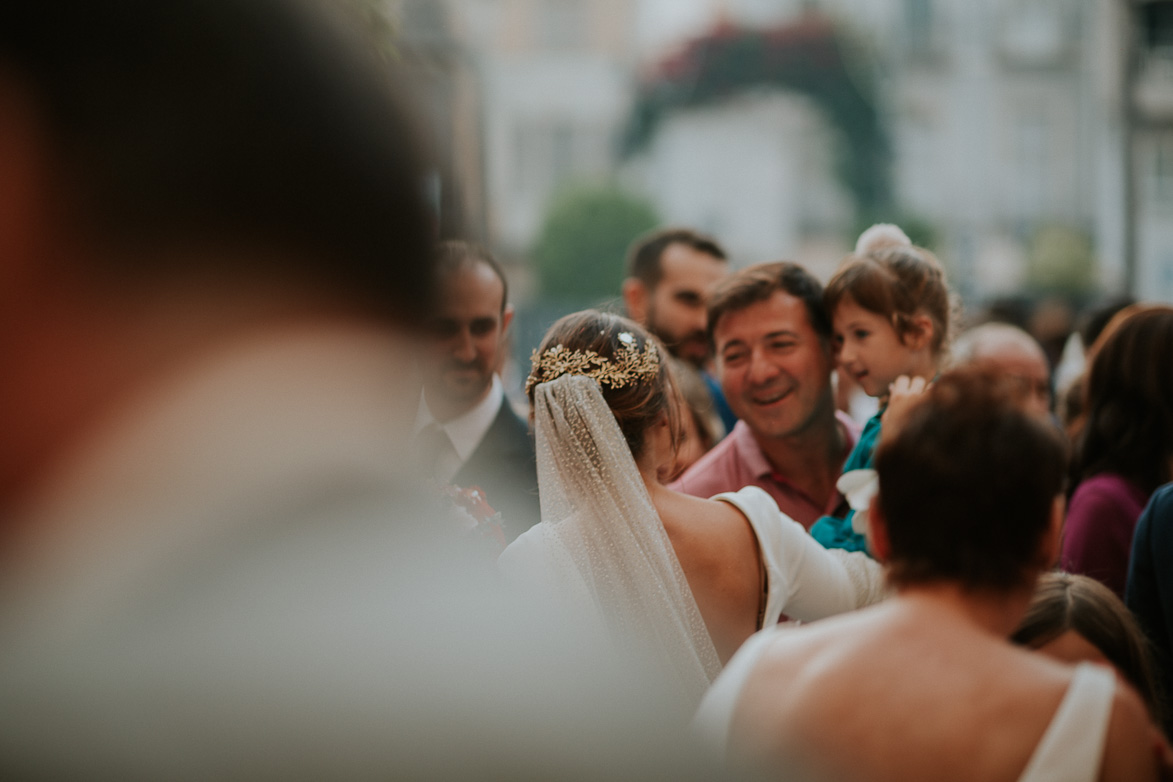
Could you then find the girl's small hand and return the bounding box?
[881,375,930,442]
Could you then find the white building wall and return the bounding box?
[633,93,851,266]
[452,0,638,255]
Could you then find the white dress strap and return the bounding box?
[692,626,782,757]
[1018,662,1116,782]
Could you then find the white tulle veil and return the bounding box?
[528,373,721,705]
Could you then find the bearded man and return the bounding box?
[622,228,734,456]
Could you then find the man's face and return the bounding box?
[714,290,836,440]
[421,262,511,418]
[974,344,1052,419]
[644,243,727,367]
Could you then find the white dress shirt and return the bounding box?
[414,374,503,484]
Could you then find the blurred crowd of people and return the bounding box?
[3,2,1173,780]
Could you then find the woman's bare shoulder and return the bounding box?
[1100,675,1166,782]
[656,488,752,537]
[731,627,1094,782]
[655,488,758,572]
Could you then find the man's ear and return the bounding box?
[866,494,890,563]
[622,278,648,325]
[501,304,514,337]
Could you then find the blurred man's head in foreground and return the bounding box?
[0,0,433,505]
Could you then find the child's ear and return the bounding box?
[901,313,935,352]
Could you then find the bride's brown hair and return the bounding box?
[529,310,683,460]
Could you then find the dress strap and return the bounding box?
[1017,662,1116,782]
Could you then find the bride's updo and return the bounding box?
[528,310,681,459]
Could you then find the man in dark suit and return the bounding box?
[416,241,539,541]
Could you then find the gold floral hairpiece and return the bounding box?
[525,331,661,395]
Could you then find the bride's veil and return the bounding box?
[531,374,722,704]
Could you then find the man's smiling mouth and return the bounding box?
[751,387,794,406]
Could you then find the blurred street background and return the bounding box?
[384,0,1173,376]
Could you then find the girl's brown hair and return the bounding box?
[824,244,952,357]
[1012,571,1164,724]
[529,310,683,461]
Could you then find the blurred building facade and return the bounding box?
[451,0,638,263]
[627,91,852,276]
[1126,0,1173,303]
[871,0,1101,299]
[394,0,488,240]
[394,0,1173,305]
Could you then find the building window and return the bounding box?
[999,0,1067,65]
[1014,111,1051,215]
[1142,1,1173,55]
[538,0,587,51]
[904,0,936,57]
[1151,132,1173,204]
[513,120,588,198]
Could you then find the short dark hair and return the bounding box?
[0,0,432,324]
[626,228,726,290]
[877,367,1067,591]
[705,262,831,349]
[434,240,509,315]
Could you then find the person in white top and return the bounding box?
[415,241,539,540]
[499,311,884,712]
[695,367,1172,782]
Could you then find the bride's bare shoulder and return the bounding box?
[654,488,756,560]
[657,487,748,528]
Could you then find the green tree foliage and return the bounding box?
[532,184,660,302]
[1026,224,1096,295]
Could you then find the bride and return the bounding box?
[499,310,883,708]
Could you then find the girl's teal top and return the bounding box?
[809,409,882,555]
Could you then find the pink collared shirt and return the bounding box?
[669,411,860,530]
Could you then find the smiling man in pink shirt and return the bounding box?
[670,262,859,529]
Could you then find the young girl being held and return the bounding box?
[810,234,953,554]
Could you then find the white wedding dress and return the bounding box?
[695,632,1116,782]
[498,375,884,709]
